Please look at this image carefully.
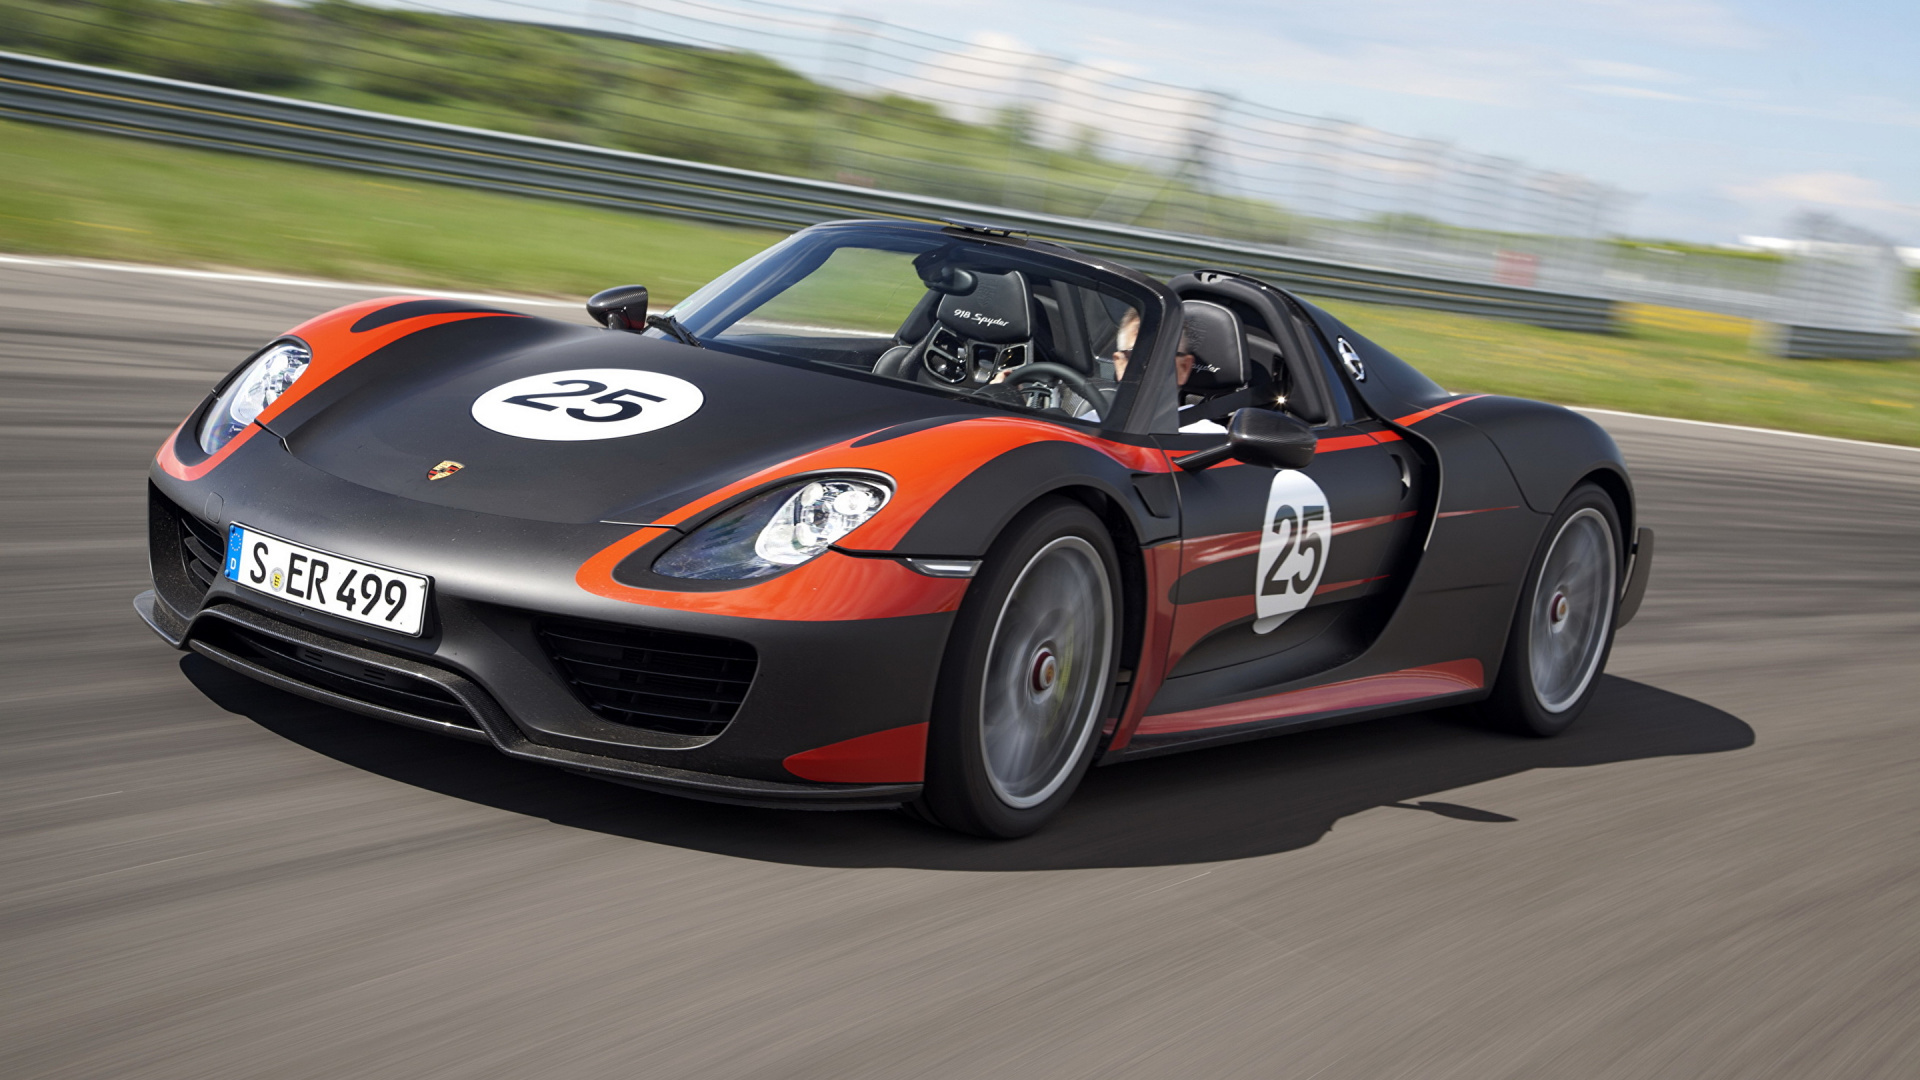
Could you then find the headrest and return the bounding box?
[1180,299,1247,390]
[936,270,1031,344]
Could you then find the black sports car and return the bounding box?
[137,219,1653,837]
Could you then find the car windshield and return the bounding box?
[657,224,1153,425]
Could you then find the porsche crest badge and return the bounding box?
[427,460,465,481]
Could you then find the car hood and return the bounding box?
[270,315,961,525]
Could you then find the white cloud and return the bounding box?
[832,0,1787,118]
[1835,95,1920,131]
[1200,0,1768,50]
[1727,172,1920,220]
[1570,0,1768,49]
[1573,59,1687,83]
[1243,39,1536,105]
[901,33,1220,158]
[1575,84,1696,102]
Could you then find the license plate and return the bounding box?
[224,523,431,636]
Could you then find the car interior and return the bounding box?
[863,261,1340,434]
[869,262,1128,420]
[669,229,1342,432]
[1168,273,1338,429]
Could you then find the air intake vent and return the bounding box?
[196,618,479,731]
[539,618,757,738]
[180,513,224,594]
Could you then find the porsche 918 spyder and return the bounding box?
[137,219,1654,837]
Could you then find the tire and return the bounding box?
[1482,483,1622,737]
[916,497,1120,838]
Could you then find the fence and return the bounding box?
[0,49,1619,331]
[1,0,1913,355]
[0,0,1634,301]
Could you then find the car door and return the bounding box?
[1149,290,1431,713]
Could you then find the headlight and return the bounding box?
[653,476,892,581]
[198,339,311,453]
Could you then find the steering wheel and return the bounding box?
[988,361,1114,422]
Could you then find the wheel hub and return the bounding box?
[1549,591,1570,632]
[1030,647,1058,693]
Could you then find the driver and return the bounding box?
[1112,308,1254,434]
[1111,309,1196,387]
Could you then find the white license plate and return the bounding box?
[224,524,431,636]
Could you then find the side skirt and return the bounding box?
[1102,660,1488,762]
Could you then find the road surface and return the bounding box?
[3,258,1915,1078]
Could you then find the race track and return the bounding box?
[3,258,1916,1079]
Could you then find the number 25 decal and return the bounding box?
[503,379,666,423]
[1260,505,1325,595]
[1253,469,1332,634]
[472,368,703,441]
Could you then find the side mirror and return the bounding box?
[587,285,649,332]
[1179,408,1318,472]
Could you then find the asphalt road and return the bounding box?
[3,257,1916,1079]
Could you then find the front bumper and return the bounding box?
[138,591,921,809]
[143,468,948,810]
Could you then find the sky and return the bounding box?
[448,0,1920,245]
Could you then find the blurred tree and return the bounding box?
[992,105,1037,148]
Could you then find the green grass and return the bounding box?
[0,117,779,300]
[1317,301,1920,447]
[731,247,927,335]
[3,117,1917,447]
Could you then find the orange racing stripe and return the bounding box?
[156,299,524,481]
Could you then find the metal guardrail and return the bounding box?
[1775,325,1917,361]
[0,50,1620,332]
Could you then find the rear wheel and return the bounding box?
[917,497,1119,838]
[1483,483,1621,737]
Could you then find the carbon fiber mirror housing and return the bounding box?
[587,285,650,332]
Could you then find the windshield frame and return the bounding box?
[656,220,1183,435]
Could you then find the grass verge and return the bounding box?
[3,118,1916,447]
[0,117,779,299]
[1318,300,1919,447]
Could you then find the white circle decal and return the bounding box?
[471,368,703,441]
[1253,468,1332,635]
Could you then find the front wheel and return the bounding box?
[917,497,1119,838]
[1482,483,1622,737]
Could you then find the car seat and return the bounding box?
[874,270,1034,385]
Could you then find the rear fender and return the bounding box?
[1457,396,1635,531]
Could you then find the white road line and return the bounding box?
[1572,406,1920,455]
[0,252,573,307]
[48,848,218,891]
[36,791,125,808]
[1137,869,1213,895]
